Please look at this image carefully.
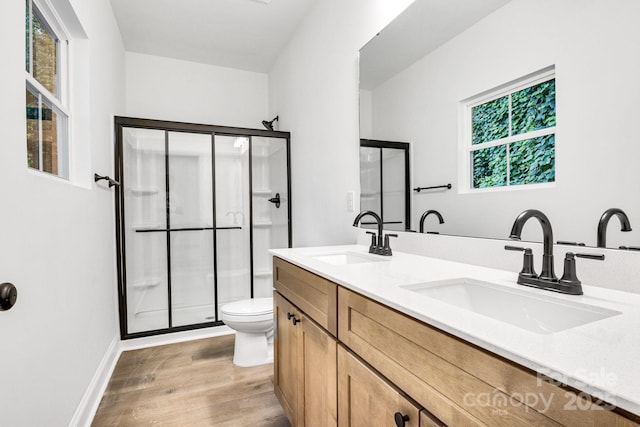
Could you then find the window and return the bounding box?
[25,0,69,179]
[463,70,556,190]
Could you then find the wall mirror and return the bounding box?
[359,0,640,249]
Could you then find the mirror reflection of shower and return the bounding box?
[359,139,410,232]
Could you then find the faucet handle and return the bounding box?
[557,240,586,246]
[558,252,604,295]
[381,233,398,256]
[504,245,537,278]
[365,231,377,254]
[575,253,605,261]
[619,246,640,251]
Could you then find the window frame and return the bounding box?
[458,67,556,193]
[25,0,71,180]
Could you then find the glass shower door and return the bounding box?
[214,135,252,310]
[168,132,216,327]
[382,147,407,231]
[122,127,169,334]
[359,146,382,227]
[252,137,290,297]
[359,141,410,231]
[122,128,217,334]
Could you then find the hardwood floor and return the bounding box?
[92,334,290,427]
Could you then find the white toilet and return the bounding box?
[220,297,274,367]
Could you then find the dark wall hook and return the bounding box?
[94,173,120,188]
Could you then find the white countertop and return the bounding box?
[270,244,640,416]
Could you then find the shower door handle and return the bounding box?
[268,193,281,208]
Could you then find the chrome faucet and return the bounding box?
[419,210,444,233]
[597,208,632,248]
[509,209,556,281]
[353,210,396,255]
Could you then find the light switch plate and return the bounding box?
[347,191,355,212]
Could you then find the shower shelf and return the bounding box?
[253,221,273,227]
[252,189,272,195]
[130,278,161,289]
[129,186,159,195]
[253,270,273,278]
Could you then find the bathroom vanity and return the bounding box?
[271,246,640,426]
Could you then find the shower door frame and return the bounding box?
[114,116,292,340]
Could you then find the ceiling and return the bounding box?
[359,0,512,90]
[110,0,317,73]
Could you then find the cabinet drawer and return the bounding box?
[274,257,337,336]
[338,287,638,427]
[338,345,421,427]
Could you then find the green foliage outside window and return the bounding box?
[512,80,556,135]
[472,96,508,145]
[510,135,555,185]
[471,79,555,188]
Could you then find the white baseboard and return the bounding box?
[68,334,120,427]
[69,325,234,426]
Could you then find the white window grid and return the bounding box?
[459,68,556,192]
[25,0,71,179]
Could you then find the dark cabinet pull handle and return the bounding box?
[291,317,300,325]
[0,283,18,311]
[287,312,293,320]
[394,412,410,427]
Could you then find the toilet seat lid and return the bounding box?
[221,297,273,316]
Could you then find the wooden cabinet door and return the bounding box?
[338,345,420,427]
[297,313,337,427]
[274,292,299,425]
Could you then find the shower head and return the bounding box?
[261,116,279,131]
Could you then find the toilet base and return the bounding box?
[233,330,274,367]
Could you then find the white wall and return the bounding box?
[268,0,413,247]
[0,0,125,425]
[126,52,268,128]
[369,0,640,248]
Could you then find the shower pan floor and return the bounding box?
[127,301,256,334]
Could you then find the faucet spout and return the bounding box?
[597,208,632,248]
[353,210,384,251]
[509,209,557,281]
[419,210,445,233]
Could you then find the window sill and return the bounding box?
[458,181,555,195]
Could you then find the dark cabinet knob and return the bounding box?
[287,312,293,320]
[291,317,300,325]
[0,283,17,311]
[394,412,409,427]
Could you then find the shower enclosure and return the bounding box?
[114,117,291,339]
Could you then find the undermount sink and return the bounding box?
[402,278,620,334]
[311,252,387,266]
